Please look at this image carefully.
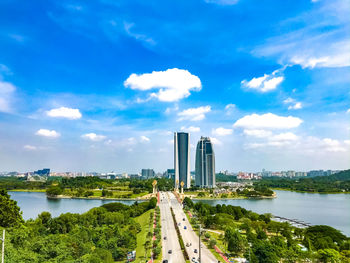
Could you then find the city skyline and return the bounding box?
[0,0,349,172]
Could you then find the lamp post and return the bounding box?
[0,229,5,263]
[199,224,202,263]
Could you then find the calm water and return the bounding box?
[193,190,350,236]
[9,190,350,236]
[9,191,139,220]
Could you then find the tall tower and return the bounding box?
[174,132,191,189]
[195,136,215,188]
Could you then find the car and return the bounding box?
[184,226,187,229]
[194,249,198,253]
[162,260,168,263]
[168,250,172,254]
[186,243,190,247]
[164,236,167,240]
[191,257,196,262]
[183,218,185,221]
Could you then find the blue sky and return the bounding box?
[0,0,349,173]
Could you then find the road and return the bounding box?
[168,192,218,263]
[159,192,185,263]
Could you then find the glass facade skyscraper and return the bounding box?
[174,132,191,189]
[195,136,215,188]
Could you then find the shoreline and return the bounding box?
[46,194,149,201]
[271,188,350,194]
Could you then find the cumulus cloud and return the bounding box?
[181,126,201,132]
[81,133,106,141]
[243,129,272,138]
[124,68,201,102]
[346,109,350,114]
[241,70,284,92]
[46,107,82,119]
[0,80,16,113]
[177,106,211,121]
[234,113,303,129]
[140,135,150,142]
[322,138,346,152]
[225,103,236,115]
[283,97,302,110]
[36,129,60,138]
[23,145,37,151]
[210,137,222,145]
[212,127,233,136]
[288,102,302,110]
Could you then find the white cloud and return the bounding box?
[0,80,16,113]
[36,129,60,138]
[225,104,236,110]
[140,135,150,143]
[225,104,236,115]
[81,133,106,142]
[283,97,295,104]
[346,109,350,114]
[241,71,284,92]
[124,68,201,102]
[210,137,222,145]
[23,145,37,151]
[252,1,350,69]
[344,140,350,145]
[212,127,233,136]
[288,102,302,110]
[234,113,303,129]
[46,107,82,120]
[181,126,201,133]
[283,97,302,110]
[204,0,239,5]
[177,106,211,121]
[271,132,298,142]
[322,138,346,152]
[243,129,272,138]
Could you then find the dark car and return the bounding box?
[183,218,185,221]
[162,260,168,263]
[164,236,167,240]
[194,249,198,253]
[168,250,172,254]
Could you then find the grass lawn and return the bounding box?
[135,209,154,262]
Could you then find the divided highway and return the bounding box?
[159,192,185,263]
[163,192,217,263]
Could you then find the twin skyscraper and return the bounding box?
[174,132,216,190]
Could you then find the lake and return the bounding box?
[9,190,350,236]
[9,191,139,220]
[193,190,350,236]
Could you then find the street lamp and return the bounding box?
[0,229,5,263]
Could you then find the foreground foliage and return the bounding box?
[183,197,350,263]
[1,188,157,263]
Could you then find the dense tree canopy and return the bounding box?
[0,189,24,227]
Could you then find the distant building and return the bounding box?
[34,168,50,177]
[165,169,175,180]
[141,169,155,179]
[195,136,215,188]
[174,132,191,189]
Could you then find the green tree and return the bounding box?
[0,189,24,227]
[318,248,341,263]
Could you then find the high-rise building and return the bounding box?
[141,169,155,179]
[174,132,191,189]
[195,136,215,188]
